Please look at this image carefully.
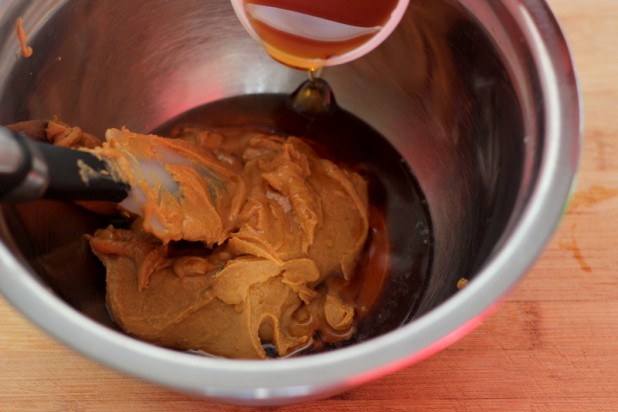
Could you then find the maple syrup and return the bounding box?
[235,0,404,69]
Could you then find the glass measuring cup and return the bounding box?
[231,0,410,70]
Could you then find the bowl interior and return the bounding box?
[0,0,533,357]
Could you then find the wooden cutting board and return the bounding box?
[2,0,617,410]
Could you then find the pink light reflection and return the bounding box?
[157,68,227,124]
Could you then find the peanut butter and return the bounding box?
[88,127,369,358]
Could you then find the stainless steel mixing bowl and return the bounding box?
[0,0,580,405]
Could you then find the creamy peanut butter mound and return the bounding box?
[86,126,369,359]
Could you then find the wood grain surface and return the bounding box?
[1,0,617,410]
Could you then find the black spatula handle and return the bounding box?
[0,127,130,202]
